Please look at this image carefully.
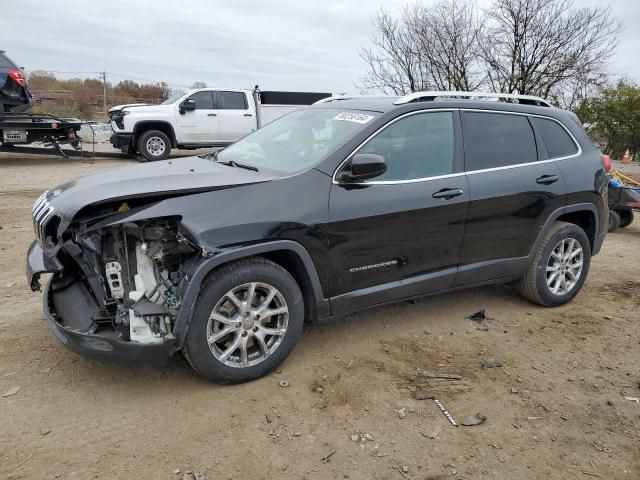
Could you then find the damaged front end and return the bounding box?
[27,194,202,365]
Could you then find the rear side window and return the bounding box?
[532,117,578,158]
[359,111,454,181]
[462,112,537,170]
[0,53,16,68]
[218,91,247,110]
[187,91,214,109]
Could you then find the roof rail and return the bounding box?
[394,91,552,107]
[312,95,363,105]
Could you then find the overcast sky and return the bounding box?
[1,0,638,94]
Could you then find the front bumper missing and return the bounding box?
[26,240,174,366]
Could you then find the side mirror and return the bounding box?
[341,153,387,181]
[179,99,196,114]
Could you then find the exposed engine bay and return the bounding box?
[48,218,199,345]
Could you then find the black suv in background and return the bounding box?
[26,91,608,383]
[1,50,32,113]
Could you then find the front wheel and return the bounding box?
[137,129,171,161]
[517,221,591,307]
[182,257,304,383]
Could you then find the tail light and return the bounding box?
[602,154,612,173]
[7,69,26,87]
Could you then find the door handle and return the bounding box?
[536,174,559,185]
[207,113,217,117]
[432,188,464,200]
[243,113,253,117]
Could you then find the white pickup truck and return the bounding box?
[109,88,330,161]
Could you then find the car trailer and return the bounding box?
[608,169,640,232]
[0,113,84,158]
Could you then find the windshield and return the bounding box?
[161,91,186,105]
[216,108,377,173]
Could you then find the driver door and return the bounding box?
[328,110,469,315]
[175,91,219,143]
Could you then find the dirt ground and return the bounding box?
[1,151,639,480]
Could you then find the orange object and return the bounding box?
[622,148,631,164]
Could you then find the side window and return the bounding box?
[358,112,454,181]
[187,91,214,110]
[462,112,537,170]
[219,91,248,110]
[532,117,578,158]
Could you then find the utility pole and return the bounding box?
[101,71,107,112]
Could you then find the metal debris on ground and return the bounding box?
[482,360,503,369]
[2,386,20,397]
[279,380,289,388]
[466,309,491,321]
[466,309,493,331]
[460,414,487,426]
[321,449,336,463]
[623,396,639,404]
[433,398,458,426]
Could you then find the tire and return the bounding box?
[517,221,591,307]
[182,257,304,383]
[137,129,171,161]
[618,209,634,229]
[607,210,621,232]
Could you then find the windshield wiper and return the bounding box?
[200,150,259,171]
[217,159,259,172]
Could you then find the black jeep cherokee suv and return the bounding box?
[26,92,607,383]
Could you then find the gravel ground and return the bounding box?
[1,152,639,480]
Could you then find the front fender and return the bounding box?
[171,240,329,350]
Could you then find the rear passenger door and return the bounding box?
[215,91,255,142]
[456,111,567,285]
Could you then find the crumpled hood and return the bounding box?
[44,156,278,220]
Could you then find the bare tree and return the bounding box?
[481,0,620,98]
[409,0,485,91]
[191,81,208,89]
[358,8,431,94]
[358,0,620,103]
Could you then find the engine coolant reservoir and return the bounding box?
[129,289,163,344]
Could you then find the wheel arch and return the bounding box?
[535,204,599,253]
[133,121,177,148]
[172,240,329,350]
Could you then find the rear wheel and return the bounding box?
[182,257,304,383]
[517,221,591,307]
[137,129,171,161]
[608,210,621,232]
[618,209,634,228]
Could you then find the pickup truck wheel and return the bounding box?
[618,209,634,228]
[137,130,171,161]
[517,221,591,307]
[182,257,304,384]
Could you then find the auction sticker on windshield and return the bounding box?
[333,112,375,124]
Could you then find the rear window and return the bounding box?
[462,112,537,170]
[0,53,16,68]
[532,117,579,158]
